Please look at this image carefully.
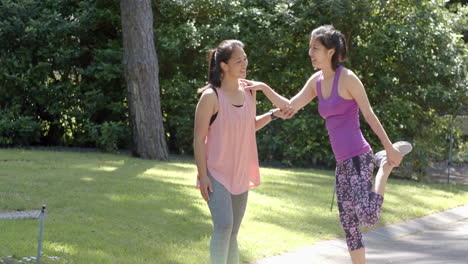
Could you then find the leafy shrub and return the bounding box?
[87,121,130,152]
[0,110,42,146]
[0,0,465,179]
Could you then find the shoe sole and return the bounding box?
[393,141,413,156]
[375,141,413,167]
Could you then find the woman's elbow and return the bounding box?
[362,109,376,122]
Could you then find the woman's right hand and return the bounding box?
[272,106,296,119]
[199,176,213,201]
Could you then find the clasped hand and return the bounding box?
[241,79,295,119]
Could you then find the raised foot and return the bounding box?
[375,141,413,167]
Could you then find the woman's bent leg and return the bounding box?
[350,153,384,228]
[372,163,393,197]
[372,141,413,197]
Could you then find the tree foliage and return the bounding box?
[0,0,466,178]
[0,0,127,151]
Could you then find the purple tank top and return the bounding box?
[317,66,371,161]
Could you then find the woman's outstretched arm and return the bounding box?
[345,70,402,167]
[243,72,319,118]
[242,79,290,109]
[289,72,320,114]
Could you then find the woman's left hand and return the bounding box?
[241,79,267,92]
[386,146,403,167]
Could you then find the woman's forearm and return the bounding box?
[364,111,393,150]
[255,112,273,131]
[193,139,208,179]
[261,85,291,109]
[289,93,310,113]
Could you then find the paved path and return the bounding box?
[249,204,468,264]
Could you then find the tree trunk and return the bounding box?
[120,0,168,160]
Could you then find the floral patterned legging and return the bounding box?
[335,151,384,251]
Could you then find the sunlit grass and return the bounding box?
[0,149,466,264]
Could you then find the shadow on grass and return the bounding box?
[0,152,211,264]
[67,158,210,264]
[2,151,466,264]
[238,167,341,262]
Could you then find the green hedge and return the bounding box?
[0,0,466,180]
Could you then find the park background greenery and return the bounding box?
[0,1,467,263]
[0,149,467,264]
[0,1,466,174]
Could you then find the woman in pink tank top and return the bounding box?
[193,40,289,264]
[245,26,412,264]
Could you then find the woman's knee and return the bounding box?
[356,209,379,227]
[360,216,378,227]
[214,221,234,235]
[230,228,240,237]
[355,197,382,227]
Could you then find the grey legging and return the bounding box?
[207,171,249,264]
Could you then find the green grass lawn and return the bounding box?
[0,149,466,264]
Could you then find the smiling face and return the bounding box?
[221,46,248,79]
[308,37,334,70]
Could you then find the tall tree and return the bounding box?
[120,0,168,160]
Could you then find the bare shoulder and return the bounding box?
[200,88,217,101]
[304,71,322,91]
[198,88,218,111]
[308,71,322,84]
[341,68,364,90]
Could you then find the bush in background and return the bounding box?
[0,0,466,179]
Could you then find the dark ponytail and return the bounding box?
[310,25,347,70]
[208,48,222,88]
[198,40,244,93]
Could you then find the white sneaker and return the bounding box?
[374,141,413,167]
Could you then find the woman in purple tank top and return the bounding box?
[245,25,412,264]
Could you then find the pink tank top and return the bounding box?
[203,86,260,195]
[317,66,371,161]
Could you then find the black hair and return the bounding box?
[310,25,347,70]
[198,39,244,93]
